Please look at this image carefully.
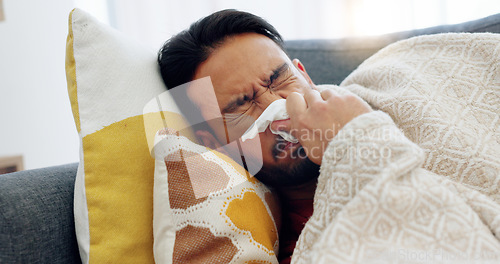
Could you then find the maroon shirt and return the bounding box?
[278,199,314,264]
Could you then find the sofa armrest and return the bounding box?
[0,163,81,264]
[285,13,500,85]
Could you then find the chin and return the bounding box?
[256,149,320,188]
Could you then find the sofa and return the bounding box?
[1,13,499,264]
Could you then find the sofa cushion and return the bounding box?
[0,163,80,264]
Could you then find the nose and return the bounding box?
[254,89,292,133]
[270,118,292,133]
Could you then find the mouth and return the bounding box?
[272,136,301,161]
[283,141,299,151]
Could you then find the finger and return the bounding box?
[320,89,337,100]
[286,92,307,121]
[303,89,323,105]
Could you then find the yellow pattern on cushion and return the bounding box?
[82,112,186,262]
[226,192,278,252]
[65,9,80,132]
[83,114,154,262]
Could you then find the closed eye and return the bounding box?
[223,94,252,114]
[266,63,289,90]
[223,102,253,124]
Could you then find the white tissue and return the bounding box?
[240,99,298,143]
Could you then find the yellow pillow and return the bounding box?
[66,8,187,263]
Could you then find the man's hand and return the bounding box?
[286,89,372,165]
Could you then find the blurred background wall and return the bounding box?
[81,0,500,49]
[0,0,77,170]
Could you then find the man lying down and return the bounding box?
[157,9,500,263]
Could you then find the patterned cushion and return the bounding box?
[66,8,188,263]
[153,128,280,263]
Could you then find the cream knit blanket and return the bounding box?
[292,33,500,263]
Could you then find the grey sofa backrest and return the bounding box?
[0,163,80,264]
[285,13,500,85]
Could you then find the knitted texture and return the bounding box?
[293,33,500,263]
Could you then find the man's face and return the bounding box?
[188,33,319,187]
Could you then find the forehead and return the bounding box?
[188,33,289,109]
[196,33,287,79]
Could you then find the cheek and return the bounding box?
[257,131,277,165]
[229,133,273,174]
[211,123,228,144]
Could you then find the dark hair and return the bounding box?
[157,9,284,89]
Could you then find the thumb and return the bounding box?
[286,92,307,121]
[286,92,307,138]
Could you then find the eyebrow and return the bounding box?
[221,62,289,114]
[268,63,289,86]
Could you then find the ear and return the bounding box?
[293,59,314,86]
[195,130,229,156]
